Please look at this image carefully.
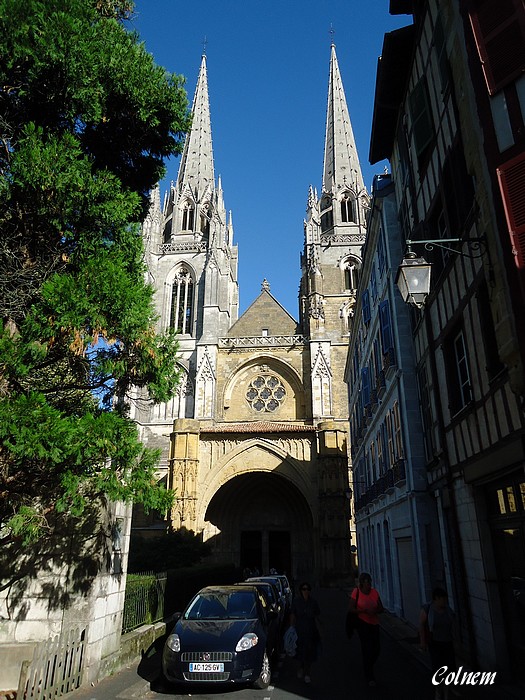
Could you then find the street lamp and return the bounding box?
[395,249,431,308]
[396,235,487,308]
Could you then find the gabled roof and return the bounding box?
[227,288,298,338]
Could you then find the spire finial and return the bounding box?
[261,279,270,292]
[329,24,335,47]
[202,35,208,56]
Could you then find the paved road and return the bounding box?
[69,589,510,700]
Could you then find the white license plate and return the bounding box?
[189,662,224,672]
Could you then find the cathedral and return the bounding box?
[133,44,370,584]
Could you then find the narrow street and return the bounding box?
[69,589,509,700]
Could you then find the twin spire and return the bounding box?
[176,43,364,218]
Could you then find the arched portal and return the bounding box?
[204,471,314,582]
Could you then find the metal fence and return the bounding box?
[122,571,167,634]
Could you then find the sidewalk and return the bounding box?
[377,604,525,700]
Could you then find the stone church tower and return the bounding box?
[133,45,368,584]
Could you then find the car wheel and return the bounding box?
[253,650,271,689]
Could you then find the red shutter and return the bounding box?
[469,0,525,95]
[497,151,525,268]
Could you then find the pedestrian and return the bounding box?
[419,587,456,699]
[289,581,321,684]
[348,572,384,686]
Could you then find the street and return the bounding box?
[68,589,508,700]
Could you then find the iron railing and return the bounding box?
[122,571,167,634]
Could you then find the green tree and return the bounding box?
[0,0,191,554]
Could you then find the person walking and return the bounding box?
[348,572,384,686]
[419,587,456,699]
[289,582,321,684]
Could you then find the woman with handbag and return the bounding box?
[348,572,384,686]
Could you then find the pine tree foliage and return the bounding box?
[0,0,191,548]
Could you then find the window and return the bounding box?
[442,141,475,236]
[490,91,515,152]
[200,206,211,235]
[445,326,473,414]
[408,77,435,164]
[377,230,386,276]
[379,300,393,354]
[261,328,269,337]
[181,201,194,231]
[246,374,286,412]
[370,263,377,300]
[362,289,371,325]
[433,14,450,91]
[341,194,355,223]
[370,440,377,482]
[170,266,194,335]
[417,364,437,461]
[361,366,371,406]
[469,0,525,95]
[392,401,404,460]
[477,280,504,379]
[385,412,395,468]
[321,197,333,232]
[344,259,360,290]
[377,429,385,475]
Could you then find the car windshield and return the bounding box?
[184,591,257,620]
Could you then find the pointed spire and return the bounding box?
[322,44,364,195]
[176,54,215,196]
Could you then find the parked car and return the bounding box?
[246,575,290,615]
[162,585,277,689]
[234,580,284,654]
[272,574,293,611]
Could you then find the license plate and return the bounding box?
[189,662,224,672]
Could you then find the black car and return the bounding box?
[234,580,284,652]
[162,585,276,689]
[246,575,290,615]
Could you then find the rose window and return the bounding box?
[246,375,286,412]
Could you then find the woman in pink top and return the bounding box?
[348,572,384,686]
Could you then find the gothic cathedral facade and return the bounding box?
[132,45,369,583]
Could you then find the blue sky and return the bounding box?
[129,1,410,317]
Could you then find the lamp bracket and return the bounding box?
[405,236,486,259]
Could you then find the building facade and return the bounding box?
[133,46,369,584]
[366,0,525,680]
[345,173,438,627]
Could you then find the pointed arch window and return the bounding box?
[340,194,356,223]
[170,266,194,335]
[200,205,211,236]
[181,201,195,231]
[343,257,361,291]
[321,197,333,232]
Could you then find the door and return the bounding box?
[269,531,291,575]
[240,531,262,574]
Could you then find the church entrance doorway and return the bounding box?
[205,471,313,582]
[240,530,262,573]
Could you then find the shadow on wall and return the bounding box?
[0,502,120,623]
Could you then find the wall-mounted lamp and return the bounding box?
[395,250,432,308]
[396,235,487,308]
